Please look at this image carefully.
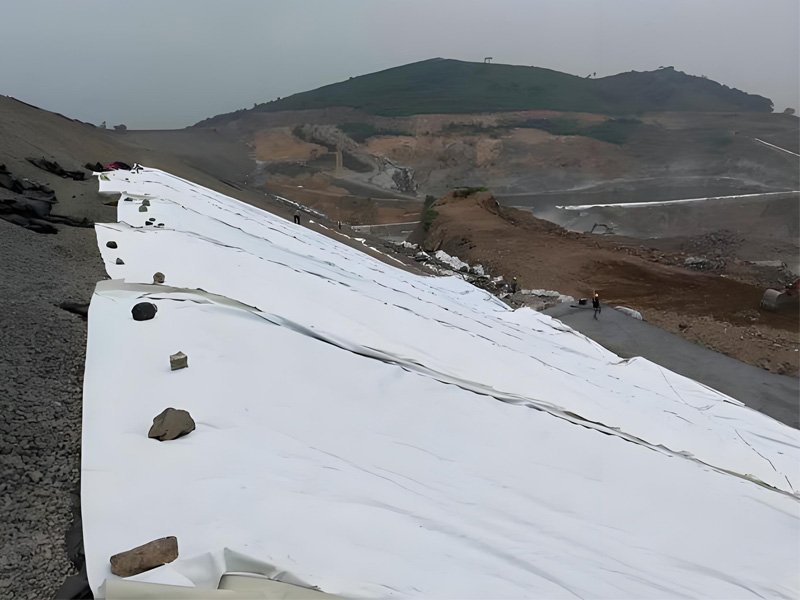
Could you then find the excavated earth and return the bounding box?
[418,191,799,376]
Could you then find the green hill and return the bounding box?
[196,58,772,126]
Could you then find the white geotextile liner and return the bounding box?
[83,168,800,597]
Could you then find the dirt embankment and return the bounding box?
[419,190,799,376]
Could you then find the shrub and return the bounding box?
[422,194,439,232]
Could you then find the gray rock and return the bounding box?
[131,302,157,322]
[152,272,165,284]
[138,205,148,213]
[109,536,178,577]
[170,351,188,371]
[106,241,118,249]
[148,408,195,441]
[115,258,124,265]
[58,302,89,320]
[29,470,43,483]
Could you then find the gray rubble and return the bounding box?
[0,220,105,599]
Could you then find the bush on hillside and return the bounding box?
[422,194,439,232]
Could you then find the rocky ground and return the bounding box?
[0,222,105,599]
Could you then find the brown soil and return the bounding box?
[265,180,420,226]
[420,191,800,376]
[252,127,326,162]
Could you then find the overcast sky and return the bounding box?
[2,0,797,129]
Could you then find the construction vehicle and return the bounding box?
[761,279,800,311]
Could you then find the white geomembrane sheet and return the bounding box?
[83,167,800,598]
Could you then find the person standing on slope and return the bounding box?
[592,292,601,319]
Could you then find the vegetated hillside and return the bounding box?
[196,58,772,126]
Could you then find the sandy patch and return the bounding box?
[253,128,326,162]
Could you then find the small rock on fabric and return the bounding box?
[170,351,188,371]
[109,536,178,577]
[131,302,157,321]
[148,407,195,441]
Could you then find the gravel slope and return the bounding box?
[0,222,105,598]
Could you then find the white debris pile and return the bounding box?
[82,167,800,599]
[520,288,575,305]
[434,250,469,271]
[616,306,644,320]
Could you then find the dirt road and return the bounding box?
[545,304,799,428]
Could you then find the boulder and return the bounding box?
[152,272,165,284]
[26,156,87,180]
[131,302,157,321]
[138,205,148,213]
[106,241,118,249]
[2,214,30,228]
[115,258,125,265]
[59,302,89,320]
[26,219,58,234]
[148,408,195,441]
[109,536,178,578]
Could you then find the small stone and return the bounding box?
[106,241,118,249]
[157,223,164,227]
[138,205,148,213]
[131,302,157,321]
[148,408,195,441]
[152,272,165,284]
[170,351,188,371]
[141,199,151,206]
[115,258,125,265]
[110,536,178,577]
[148,217,156,222]
[29,470,43,483]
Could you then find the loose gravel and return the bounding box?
[0,220,105,599]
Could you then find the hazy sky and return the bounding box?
[2,0,797,129]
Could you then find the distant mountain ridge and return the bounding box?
[196,58,773,126]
